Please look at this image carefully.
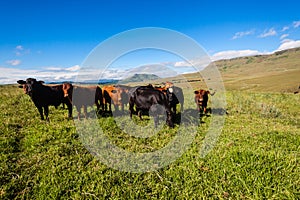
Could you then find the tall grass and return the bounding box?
[0,85,299,199]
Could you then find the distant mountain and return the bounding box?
[120,73,160,84]
[47,79,119,85]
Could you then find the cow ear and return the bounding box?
[18,85,24,88]
[17,80,26,84]
[194,91,199,94]
[38,81,45,84]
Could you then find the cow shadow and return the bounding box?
[211,108,228,115]
[179,109,203,125]
[179,107,227,125]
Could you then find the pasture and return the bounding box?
[1,84,299,199]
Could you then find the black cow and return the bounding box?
[129,86,174,128]
[17,78,72,121]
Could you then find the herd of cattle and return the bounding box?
[17,78,213,127]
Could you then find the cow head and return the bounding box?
[164,81,174,89]
[194,90,210,105]
[62,83,73,99]
[17,78,44,96]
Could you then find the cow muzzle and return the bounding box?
[198,99,203,105]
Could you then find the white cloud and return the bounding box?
[0,67,38,84]
[66,65,80,71]
[0,64,84,84]
[232,30,255,40]
[280,34,289,40]
[45,65,80,72]
[45,67,63,71]
[176,59,210,69]
[174,61,192,67]
[293,20,300,28]
[16,45,24,50]
[276,39,300,51]
[6,59,21,66]
[211,50,264,61]
[258,28,277,38]
[14,45,30,56]
[281,26,289,32]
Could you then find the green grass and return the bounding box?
[1,85,299,199]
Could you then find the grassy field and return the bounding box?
[1,84,299,199]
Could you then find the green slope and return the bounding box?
[183,47,300,92]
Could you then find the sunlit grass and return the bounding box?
[0,85,299,199]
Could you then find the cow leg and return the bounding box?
[153,115,159,128]
[44,106,49,121]
[95,102,100,114]
[166,110,174,128]
[76,106,81,120]
[114,104,119,112]
[197,104,201,112]
[129,103,134,119]
[66,102,73,119]
[83,106,88,119]
[138,110,143,120]
[37,106,44,120]
[108,102,112,112]
[172,104,176,115]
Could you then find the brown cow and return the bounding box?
[62,83,103,119]
[194,89,214,114]
[102,85,131,112]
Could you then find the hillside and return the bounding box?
[185,47,300,92]
[121,48,299,93]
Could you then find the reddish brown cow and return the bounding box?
[102,85,131,112]
[62,83,102,119]
[194,89,213,114]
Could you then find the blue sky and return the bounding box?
[1,0,300,84]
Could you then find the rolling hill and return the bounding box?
[185,47,300,92]
[121,47,299,93]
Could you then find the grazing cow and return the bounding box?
[129,86,174,128]
[17,78,72,121]
[62,83,103,119]
[102,85,131,112]
[154,82,184,114]
[194,89,214,114]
